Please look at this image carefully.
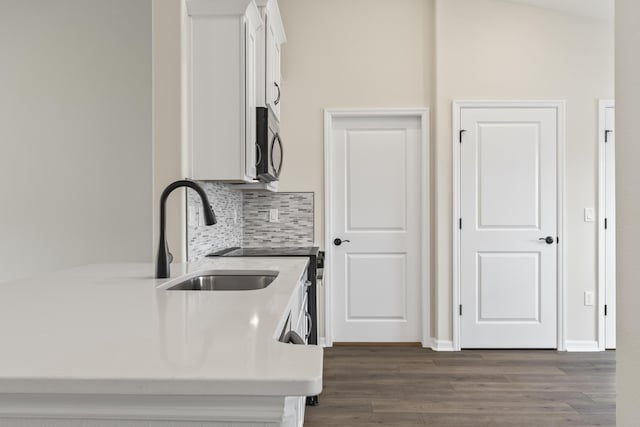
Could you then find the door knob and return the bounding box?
[539,236,555,245]
[333,238,351,246]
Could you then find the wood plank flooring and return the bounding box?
[304,347,615,427]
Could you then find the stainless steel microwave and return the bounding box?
[256,107,283,182]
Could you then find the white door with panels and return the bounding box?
[328,113,425,343]
[601,102,616,349]
[459,104,560,348]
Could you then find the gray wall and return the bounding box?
[0,0,152,282]
[278,0,614,344]
[433,0,614,344]
[615,0,640,422]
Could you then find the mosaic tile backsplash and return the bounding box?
[186,183,314,261]
[243,192,314,248]
[187,182,242,261]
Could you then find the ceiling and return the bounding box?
[503,0,614,21]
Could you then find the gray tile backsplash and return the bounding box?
[187,182,242,261]
[243,192,314,248]
[186,183,314,261]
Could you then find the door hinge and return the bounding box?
[459,304,463,316]
[604,304,608,316]
[459,129,467,143]
[459,218,462,229]
[605,218,608,230]
[605,130,613,143]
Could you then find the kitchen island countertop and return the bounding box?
[0,258,322,397]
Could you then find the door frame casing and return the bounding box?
[452,100,567,351]
[597,99,615,351]
[323,108,430,347]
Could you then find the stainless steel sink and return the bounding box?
[166,270,278,291]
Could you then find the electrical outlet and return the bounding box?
[584,291,595,306]
[584,208,595,222]
[269,208,279,223]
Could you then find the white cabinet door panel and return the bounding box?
[245,19,258,180]
[264,13,282,121]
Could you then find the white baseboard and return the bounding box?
[565,340,600,352]
[430,338,455,351]
[321,337,601,352]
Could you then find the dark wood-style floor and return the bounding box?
[304,346,615,427]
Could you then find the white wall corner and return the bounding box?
[430,338,455,352]
[565,340,601,352]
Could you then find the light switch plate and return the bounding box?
[584,208,595,222]
[584,291,595,306]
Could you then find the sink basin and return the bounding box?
[166,270,278,291]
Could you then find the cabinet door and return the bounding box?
[283,396,303,427]
[272,39,281,120]
[244,20,258,180]
[265,15,281,121]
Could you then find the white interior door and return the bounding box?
[459,106,559,348]
[603,104,616,349]
[328,114,424,342]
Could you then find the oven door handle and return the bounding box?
[305,312,312,341]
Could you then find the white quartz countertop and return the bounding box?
[0,258,322,396]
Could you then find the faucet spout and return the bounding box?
[157,180,216,278]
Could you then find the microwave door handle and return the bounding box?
[269,134,276,176]
[270,133,283,178]
[276,134,283,176]
[255,142,262,166]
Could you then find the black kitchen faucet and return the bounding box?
[156,180,216,278]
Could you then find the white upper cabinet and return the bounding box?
[186,0,262,182]
[256,0,286,122]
